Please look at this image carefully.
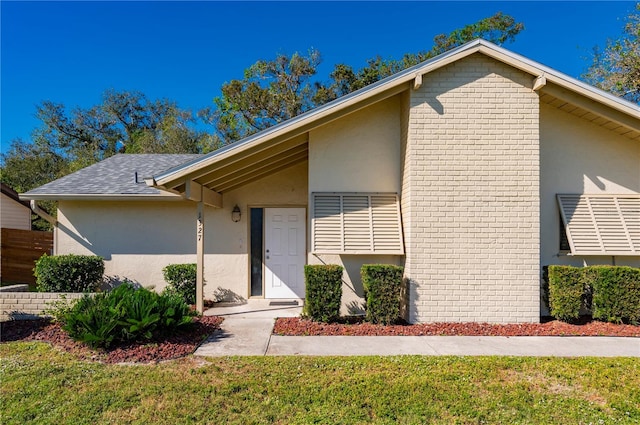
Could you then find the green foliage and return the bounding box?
[202,49,322,142]
[584,4,640,103]
[361,264,404,325]
[60,283,196,348]
[205,12,524,142]
[590,266,640,324]
[547,266,588,322]
[0,91,219,229]
[35,254,104,293]
[303,265,343,322]
[547,265,640,324]
[324,12,525,98]
[162,263,197,305]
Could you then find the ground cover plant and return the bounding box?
[56,283,197,348]
[0,316,222,363]
[1,343,639,425]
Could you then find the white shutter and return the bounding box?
[557,194,640,256]
[312,193,404,254]
[312,194,342,253]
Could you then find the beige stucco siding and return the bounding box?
[540,101,640,270]
[56,162,308,299]
[308,95,402,193]
[1,193,31,230]
[404,53,540,323]
[308,95,403,312]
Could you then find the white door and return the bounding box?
[264,208,306,299]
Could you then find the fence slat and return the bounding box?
[1,228,53,284]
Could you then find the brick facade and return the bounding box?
[1,292,87,321]
[402,54,540,323]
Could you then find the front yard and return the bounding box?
[1,342,639,424]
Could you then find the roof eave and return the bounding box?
[19,193,186,202]
[152,39,640,187]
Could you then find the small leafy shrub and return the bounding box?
[60,283,197,348]
[303,265,343,322]
[163,263,197,305]
[547,265,587,322]
[590,266,640,324]
[35,254,104,292]
[361,264,404,325]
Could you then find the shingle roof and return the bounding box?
[21,154,202,199]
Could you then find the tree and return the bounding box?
[324,12,524,98]
[207,12,525,140]
[0,138,70,230]
[1,90,218,229]
[584,4,640,103]
[201,50,322,141]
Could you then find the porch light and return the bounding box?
[232,205,241,222]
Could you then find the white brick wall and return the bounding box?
[403,54,540,323]
[0,292,87,321]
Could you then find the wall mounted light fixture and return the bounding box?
[232,205,241,222]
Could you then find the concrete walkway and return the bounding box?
[194,301,640,357]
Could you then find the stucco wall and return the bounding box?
[308,95,404,312]
[540,101,640,270]
[56,162,308,300]
[1,193,31,230]
[404,53,540,324]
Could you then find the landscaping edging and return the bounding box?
[0,291,91,321]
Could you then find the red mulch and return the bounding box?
[0,316,223,364]
[273,317,640,337]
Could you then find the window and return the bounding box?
[312,193,404,254]
[559,215,571,252]
[557,194,640,256]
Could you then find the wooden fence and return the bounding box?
[1,228,53,285]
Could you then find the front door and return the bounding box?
[264,208,306,299]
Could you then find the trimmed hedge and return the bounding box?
[163,263,197,305]
[590,266,640,324]
[361,264,404,325]
[59,283,197,348]
[547,265,587,322]
[303,265,343,322]
[35,254,104,293]
[547,265,640,324]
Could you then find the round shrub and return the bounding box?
[162,263,197,305]
[35,254,104,292]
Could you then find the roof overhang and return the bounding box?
[150,39,640,195]
[19,193,186,202]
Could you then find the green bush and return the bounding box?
[361,264,404,325]
[303,265,343,322]
[547,265,587,322]
[590,266,640,324]
[60,283,197,348]
[163,263,197,305]
[35,254,104,293]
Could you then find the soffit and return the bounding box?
[540,90,640,141]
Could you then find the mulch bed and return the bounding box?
[0,316,223,364]
[273,317,640,337]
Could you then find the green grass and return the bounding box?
[1,342,639,424]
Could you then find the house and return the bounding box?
[21,40,640,323]
[1,183,31,230]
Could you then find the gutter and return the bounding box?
[30,200,57,226]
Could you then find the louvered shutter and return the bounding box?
[557,194,640,256]
[312,193,404,254]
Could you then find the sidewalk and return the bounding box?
[194,301,640,358]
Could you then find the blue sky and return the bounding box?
[1,1,635,152]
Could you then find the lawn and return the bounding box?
[1,342,639,424]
